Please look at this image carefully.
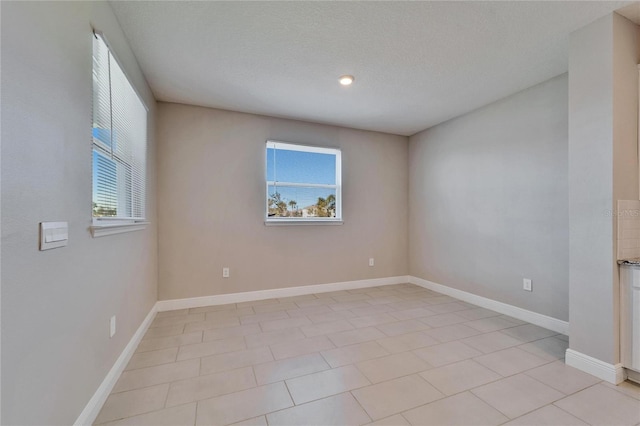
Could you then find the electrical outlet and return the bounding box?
[523,278,532,292]
[110,316,116,338]
[369,258,375,267]
[222,267,230,278]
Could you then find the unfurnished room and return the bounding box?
[2,1,640,425]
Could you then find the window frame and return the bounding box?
[265,140,343,225]
[90,30,149,237]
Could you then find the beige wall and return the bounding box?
[1,2,158,424]
[409,74,569,321]
[568,13,640,365]
[157,103,408,300]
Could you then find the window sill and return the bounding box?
[264,219,344,226]
[90,221,150,238]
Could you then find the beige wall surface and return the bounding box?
[1,2,158,424]
[409,74,569,321]
[157,103,409,300]
[568,13,640,365]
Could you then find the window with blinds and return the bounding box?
[266,141,342,223]
[92,33,147,222]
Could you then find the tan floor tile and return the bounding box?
[143,324,185,340]
[502,404,587,425]
[419,313,467,328]
[136,331,203,353]
[425,324,480,342]
[125,347,178,371]
[412,340,482,367]
[366,414,410,426]
[98,403,196,426]
[286,365,371,404]
[286,305,333,318]
[356,352,431,384]
[306,310,356,323]
[244,328,305,348]
[259,316,311,332]
[420,359,501,395]
[554,384,640,425]
[353,374,444,420]
[166,366,256,407]
[151,313,205,328]
[294,298,333,308]
[184,316,241,332]
[95,384,169,424]
[189,303,237,314]
[321,341,390,368]
[461,331,523,354]
[349,313,397,328]
[240,310,290,325]
[403,391,508,426]
[366,296,404,305]
[328,326,386,347]
[388,308,435,321]
[376,331,439,354]
[200,346,273,375]
[252,302,298,314]
[524,361,600,394]
[350,305,396,317]
[474,347,550,377]
[156,309,190,319]
[205,307,255,321]
[422,296,457,305]
[203,324,261,341]
[602,380,640,401]
[300,319,355,337]
[387,301,429,311]
[196,382,293,425]
[457,308,501,321]
[270,335,335,360]
[330,301,372,311]
[267,392,371,426]
[254,353,330,385]
[427,302,470,314]
[500,324,557,342]
[465,316,521,333]
[229,416,267,426]
[332,293,372,302]
[517,336,568,361]
[471,374,564,418]
[376,320,431,337]
[113,359,200,393]
[177,336,246,360]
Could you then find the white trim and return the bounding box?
[74,303,158,425]
[265,219,343,226]
[409,276,569,335]
[90,222,149,238]
[566,349,626,384]
[156,276,409,312]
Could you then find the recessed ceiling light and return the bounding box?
[339,75,354,86]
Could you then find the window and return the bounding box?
[266,141,342,223]
[92,32,147,229]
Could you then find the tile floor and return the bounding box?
[94,284,640,426]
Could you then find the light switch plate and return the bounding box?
[40,222,68,250]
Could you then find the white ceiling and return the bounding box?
[110,1,638,136]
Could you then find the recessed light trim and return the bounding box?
[339,75,354,86]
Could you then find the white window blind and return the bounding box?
[266,141,342,223]
[92,33,147,221]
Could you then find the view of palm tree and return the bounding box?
[268,191,336,218]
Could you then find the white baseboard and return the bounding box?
[566,349,626,384]
[74,303,158,425]
[156,276,410,312]
[409,276,569,335]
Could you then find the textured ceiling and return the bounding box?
[110,1,637,136]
